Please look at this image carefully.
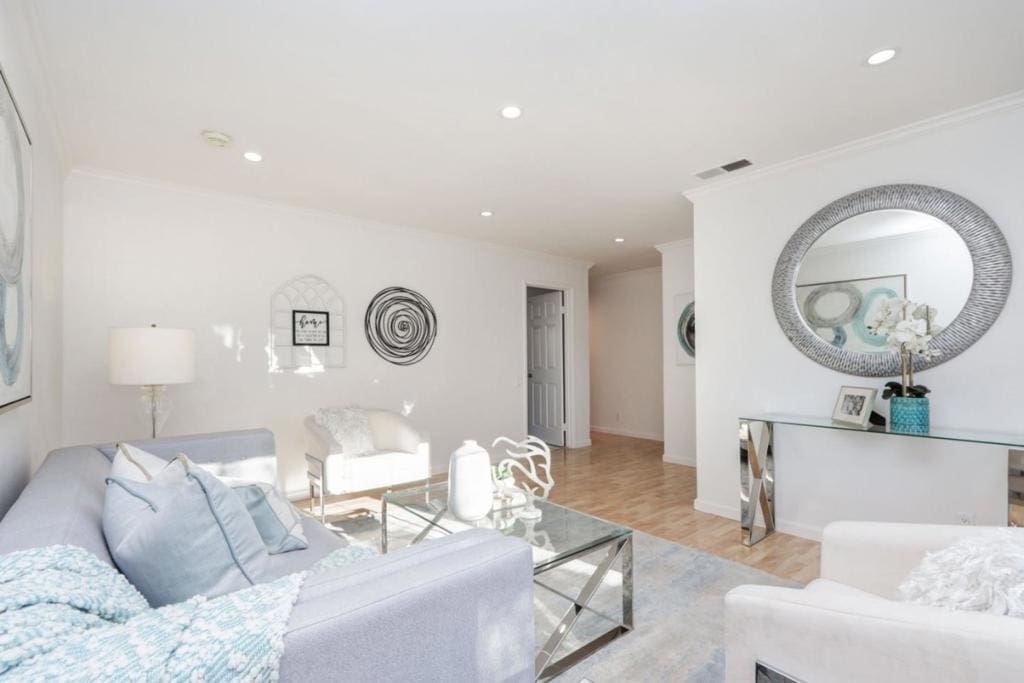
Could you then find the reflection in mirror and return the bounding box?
[794,209,972,353]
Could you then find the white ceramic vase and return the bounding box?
[448,440,493,521]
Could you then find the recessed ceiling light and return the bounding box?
[614,237,625,243]
[480,210,494,217]
[866,48,898,66]
[243,151,263,162]
[500,105,522,120]
[200,130,232,147]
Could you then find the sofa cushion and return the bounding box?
[323,450,430,494]
[103,456,270,607]
[265,516,347,580]
[0,447,115,566]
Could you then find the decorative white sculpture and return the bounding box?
[448,440,493,521]
[491,436,554,520]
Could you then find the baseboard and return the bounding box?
[693,497,740,520]
[776,519,824,542]
[591,425,664,442]
[662,452,696,467]
[693,498,825,542]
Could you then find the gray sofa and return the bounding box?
[0,429,536,681]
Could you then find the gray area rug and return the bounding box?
[328,513,798,682]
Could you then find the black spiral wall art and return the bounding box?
[364,287,438,365]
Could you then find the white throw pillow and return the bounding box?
[314,406,374,454]
[110,442,172,481]
[898,530,1024,618]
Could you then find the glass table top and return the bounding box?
[740,413,1024,449]
[382,482,631,572]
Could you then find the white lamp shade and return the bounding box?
[108,327,196,386]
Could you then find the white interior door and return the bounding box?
[527,290,565,446]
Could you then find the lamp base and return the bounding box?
[140,385,171,439]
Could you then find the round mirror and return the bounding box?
[773,184,1011,377]
[794,209,972,354]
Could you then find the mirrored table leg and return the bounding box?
[1010,449,1024,527]
[740,419,775,546]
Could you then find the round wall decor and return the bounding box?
[677,301,695,358]
[364,286,437,365]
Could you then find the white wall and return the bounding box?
[0,4,65,516]
[690,102,1024,539]
[656,240,696,465]
[62,171,591,497]
[589,267,663,441]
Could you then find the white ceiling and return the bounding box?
[25,0,1024,275]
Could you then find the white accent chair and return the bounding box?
[725,521,1024,683]
[303,409,430,521]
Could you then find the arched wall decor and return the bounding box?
[772,184,1012,377]
[270,275,344,371]
[364,286,437,365]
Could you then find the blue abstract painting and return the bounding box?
[796,274,905,353]
[0,66,32,409]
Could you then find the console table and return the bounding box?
[738,414,1024,546]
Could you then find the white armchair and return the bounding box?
[725,522,1024,683]
[304,409,430,521]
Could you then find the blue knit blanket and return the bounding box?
[0,544,376,680]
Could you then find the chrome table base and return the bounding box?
[740,420,775,546]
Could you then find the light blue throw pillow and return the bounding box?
[222,478,308,554]
[103,456,270,607]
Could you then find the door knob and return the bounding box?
[528,373,533,378]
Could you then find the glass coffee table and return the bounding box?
[381,482,633,681]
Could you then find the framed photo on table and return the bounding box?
[292,310,330,346]
[832,386,877,428]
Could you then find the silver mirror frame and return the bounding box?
[772,184,1011,377]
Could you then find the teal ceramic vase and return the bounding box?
[891,396,930,433]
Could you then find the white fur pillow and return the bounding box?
[314,406,374,454]
[898,530,1024,617]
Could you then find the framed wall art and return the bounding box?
[0,65,32,409]
[292,310,329,346]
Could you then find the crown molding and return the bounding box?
[683,90,1024,202]
[654,238,694,253]
[69,167,596,270]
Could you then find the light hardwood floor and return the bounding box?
[304,431,820,584]
[549,431,820,584]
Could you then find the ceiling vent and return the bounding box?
[201,129,233,148]
[695,158,752,180]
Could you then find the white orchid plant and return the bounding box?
[865,298,941,400]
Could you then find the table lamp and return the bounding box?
[108,325,196,438]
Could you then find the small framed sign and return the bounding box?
[292,310,330,346]
[832,385,877,428]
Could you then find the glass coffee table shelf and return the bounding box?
[381,482,633,681]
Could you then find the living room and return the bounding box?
[1,1,1023,681]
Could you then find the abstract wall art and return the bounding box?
[795,274,905,353]
[0,66,32,409]
[364,286,437,365]
[674,292,695,365]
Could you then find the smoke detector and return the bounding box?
[200,130,233,148]
[695,158,752,180]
